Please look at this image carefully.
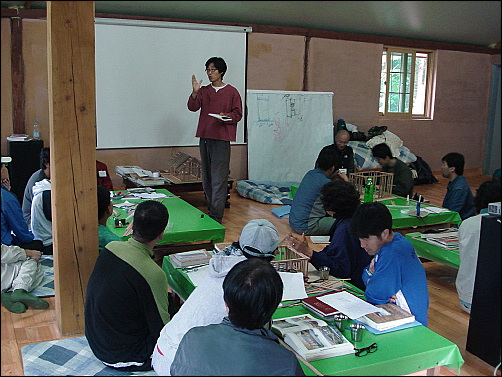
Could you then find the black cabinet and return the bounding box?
[466,214,501,368]
[8,139,44,204]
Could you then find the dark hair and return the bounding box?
[223,258,283,330]
[132,200,169,243]
[97,186,111,220]
[442,152,465,176]
[474,178,501,214]
[371,143,393,159]
[350,201,392,239]
[40,147,50,170]
[321,180,361,219]
[316,145,343,171]
[205,57,227,79]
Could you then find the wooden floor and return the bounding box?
[1,168,499,376]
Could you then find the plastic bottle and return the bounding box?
[33,121,40,139]
[363,177,374,202]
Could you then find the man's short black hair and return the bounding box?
[223,258,283,330]
[321,180,361,219]
[132,200,169,243]
[350,201,392,239]
[442,152,465,176]
[40,147,50,171]
[97,186,111,220]
[371,143,393,159]
[474,178,501,214]
[205,57,227,79]
[316,145,343,171]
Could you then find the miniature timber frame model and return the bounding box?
[349,171,394,200]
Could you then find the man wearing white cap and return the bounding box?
[152,219,280,376]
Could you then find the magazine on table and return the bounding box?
[356,303,416,331]
[271,314,354,361]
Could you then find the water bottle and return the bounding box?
[33,121,40,139]
[364,177,374,202]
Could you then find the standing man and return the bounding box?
[188,57,242,223]
[350,202,429,326]
[316,129,355,174]
[440,152,475,220]
[371,143,414,198]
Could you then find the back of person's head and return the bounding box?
[321,180,361,219]
[474,178,501,214]
[350,201,392,239]
[238,219,279,261]
[223,258,283,330]
[40,147,50,171]
[97,186,111,220]
[316,145,342,171]
[132,200,169,243]
[442,152,465,176]
[205,56,227,78]
[371,143,393,159]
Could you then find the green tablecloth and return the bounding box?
[107,189,225,244]
[162,256,464,376]
[379,197,462,230]
[405,232,460,269]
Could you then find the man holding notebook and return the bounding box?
[350,202,429,326]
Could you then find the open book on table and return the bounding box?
[271,314,354,361]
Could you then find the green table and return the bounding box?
[405,232,460,269]
[379,197,462,232]
[107,189,225,245]
[162,256,464,376]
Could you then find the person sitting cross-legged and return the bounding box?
[170,258,304,376]
[1,243,49,313]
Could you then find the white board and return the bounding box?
[95,19,249,149]
[247,90,334,182]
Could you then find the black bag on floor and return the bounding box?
[410,156,438,185]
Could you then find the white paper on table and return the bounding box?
[423,206,450,214]
[131,193,168,199]
[318,291,379,319]
[278,271,308,301]
[184,265,210,287]
[209,113,232,121]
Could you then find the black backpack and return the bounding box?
[409,156,438,185]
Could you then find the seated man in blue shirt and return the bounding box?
[350,202,429,326]
[289,145,348,236]
[440,152,475,220]
[97,186,122,252]
[170,258,304,376]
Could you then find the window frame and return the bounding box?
[379,46,435,119]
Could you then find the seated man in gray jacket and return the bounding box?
[170,258,304,376]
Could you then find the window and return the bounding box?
[379,47,434,118]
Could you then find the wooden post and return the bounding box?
[47,1,98,335]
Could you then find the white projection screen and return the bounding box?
[95,19,250,149]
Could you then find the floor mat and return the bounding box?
[21,336,157,376]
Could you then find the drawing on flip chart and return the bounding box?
[247,90,334,182]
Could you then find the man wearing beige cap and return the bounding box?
[152,219,280,375]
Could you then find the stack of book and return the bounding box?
[272,314,354,361]
[356,303,416,331]
[420,229,459,249]
[169,249,213,269]
[7,134,30,141]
